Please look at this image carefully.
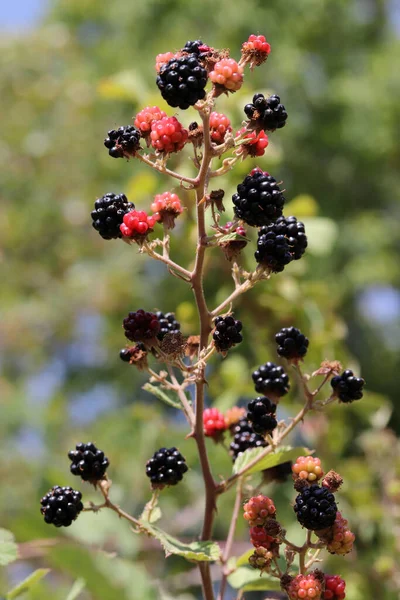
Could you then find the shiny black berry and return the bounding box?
[294,484,337,530]
[252,362,290,398]
[230,429,267,461]
[68,442,109,482]
[40,486,83,527]
[157,54,208,110]
[156,312,181,340]
[232,170,285,227]
[247,397,277,435]
[146,447,188,488]
[182,40,208,55]
[331,370,365,403]
[91,193,134,240]
[104,125,141,158]
[213,316,243,352]
[123,310,160,343]
[244,93,288,132]
[255,216,307,272]
[275,326,309,360]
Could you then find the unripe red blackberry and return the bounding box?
[230,428,267,461]
[252,362,290,399]
[330,370,365,403]
[224,406,247,430]
[317,512,355,555]
[151,192,184,229]
[123,309,160,344]
[275,326,309,361]
[244,93,287,132]
[150,116,188,154]
[40,485,83,527]
[243,495,276,527]
[286,573,323,600]
[292,456,324,483]
[146,447,188,488]
[68,442,109,482]
[324,575,346,600]
[156,311,181,340]
[294,484,337,530]
[120,210,158,239]
[155,52,176,73]
[134,106,167,136]
[104,125,141,158]
[248,546,274,571]
[209,112,232,144]
[91,193,135,240]
[249,525,276,549]
[156,54,208,109]
[241,35,271,69]
[232,170,285,227]
[210,58,243,92]
[255,216,308,272]
[203,407,227,438]
[247,396,277,435]
[213,315,243,352]
[237,128,269,157]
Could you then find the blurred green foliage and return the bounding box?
[0,0,399,598]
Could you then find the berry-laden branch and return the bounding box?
[40,34,368,600]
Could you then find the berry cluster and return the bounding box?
[317,512,355,555]
[286,572,323,600]
[156,311,181,340]
[120,210,158,239]
[156,54,208,109]
[238,128,269,157]
[150,192,183,229]
[324,575,346,600]
[294,484,337,530]
[331,369,365,403]
[276,326,309,360]
[244,93,288,132]
[255,216,308,272]
[145,447,188,488]
[252,362,290,398]
[243,494,276,527]
[247,396,277,435]
[292,456,324,483]
[68,442,109,482]
[209,111,232,144]
[40,486,83,528]
[104,125,141,158]
[232,169,285,227]
[150,116,188,154]
[203,407,227,438]
[134,105,167,136]
[229,418,268,461]
[249,525,277,549]
[212,315,243,352]
[123,310,160,343]
[91,193,135,240]
[209,58,243,92]
[241,34,271,69]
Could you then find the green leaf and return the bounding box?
[140,504,162,525]
[233,446,311,475]
[0,529,18,566]
[65,578,86,600]
[139,523,221,562]
[235,549,254,568]
[6,569,50,599]
[142,383,191,410]
[228,566,281,591]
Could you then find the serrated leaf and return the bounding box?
[233,446,310,475]
[6,569,50,599]
[0,529,18,566]
[142,383,191,410]
[65,578,86,600]
[139,523,221,562]
[228,566,281,591]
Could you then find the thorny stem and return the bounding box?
[218,477,244,600]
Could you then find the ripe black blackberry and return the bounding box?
[232,170,285,227]
[104,125,141,158]
[252,362,290,398]
[275,326,309,360]
[230,430,267,461]
[182,40,208,55]
[146,447,188,488]
[231,417,253,436]
[213,315,243,352]
[119,342,146,362]
[123,310,160,343]
[68,442,109,482]
[255,216,308,272]
[156,311,181,340]
[40,485,83,527]
[156,54,208,110]
[244,93,288,132]
[91,193,135,240]
[247,396,277,435]
[331,370,365,403]
[294,484,337,530]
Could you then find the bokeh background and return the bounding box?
[1,0,400,598]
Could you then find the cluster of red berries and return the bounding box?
[150,116,188,153]
[286,572,323,600]
[209,111,232,144]
[120,210,158,239]
[243,494,276,527]
[134,105,167,136]
[237,127,269,157]
[292,456,324,483]
[209,58,244,92]
[317,511,355,555]
[150,192,183,229]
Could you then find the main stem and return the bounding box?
[191,106,218,600]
